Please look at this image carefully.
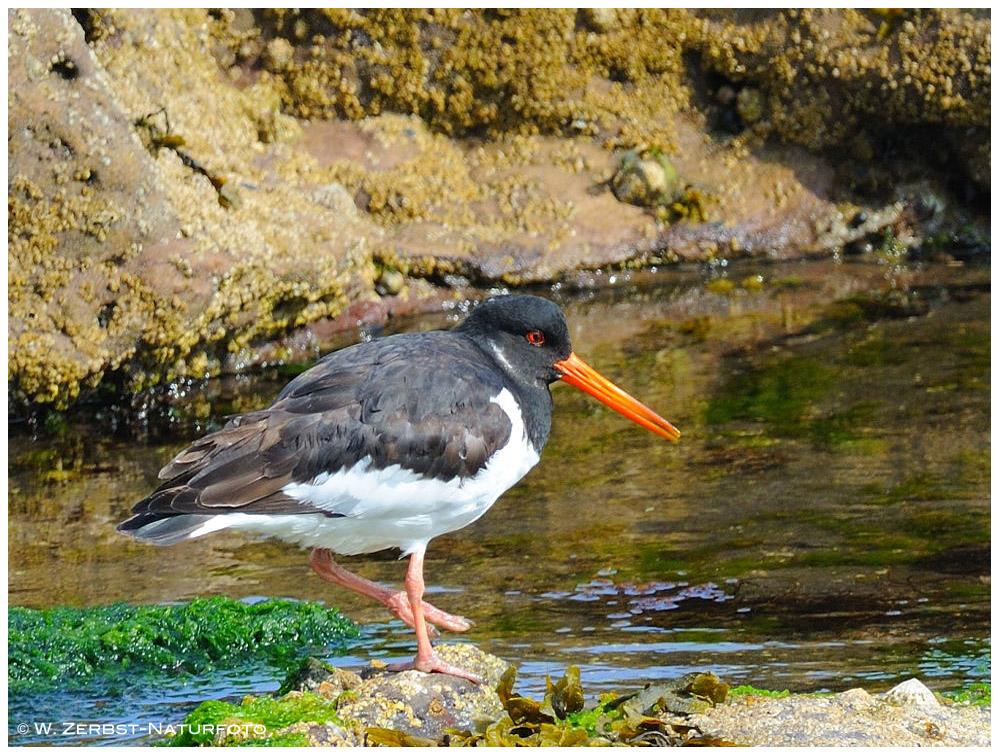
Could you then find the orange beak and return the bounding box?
[554,352,681,441]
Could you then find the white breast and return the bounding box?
[189,388,540,556]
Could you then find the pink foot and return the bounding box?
[386,652,482,684]
[385,591,473,634]
[310,548,472,634]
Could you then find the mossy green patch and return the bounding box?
[706,357,834,425]
[865,470,984,507]
[704,356,863,446]
[842,336,908,367]
[942,682,990,707]
[8,597,356,696]
[953,449,989,486]
[169,692,346,746]
[812,290,930,331]
[804,401,879,447]
[729,684,791,698]
[901,508,988,544]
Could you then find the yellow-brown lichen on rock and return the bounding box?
[688,9,990,154]
[223,8,695,152]
[9,8,379,408]
[215,9,988,161]
[9,9,194,408]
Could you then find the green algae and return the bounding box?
[169,692,348,746]
[8,597,356,696]
[745,490,988,570]
[865,469,986,507]
[703,356,845,443]
[729,684,791,698]
[842,336,909,367]
[810,287,937,334]
[942,682,991,707]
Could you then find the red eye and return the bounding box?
[526,330,545,345]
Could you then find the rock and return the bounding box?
[277,657,362,697]
[178,655,990,747]
[269,720,356,747]
[336,645,509,740]
[688,683,990,747]
[254,9,988,157]
[8,8,380,409]
[317,115,923,286]
[266,645,510,744]
[8,8,194,407]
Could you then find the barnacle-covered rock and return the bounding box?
[9,8,989,412]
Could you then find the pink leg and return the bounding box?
[309,548,472,633]
[384,547,481,683]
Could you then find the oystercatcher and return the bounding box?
[119,295,680,681]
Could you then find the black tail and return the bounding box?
[117,512,216,546]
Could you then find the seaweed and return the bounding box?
[370,666,733,746]
[169,692,349,746]
[8,597,356,696]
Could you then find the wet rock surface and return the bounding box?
[338,647,508,741]
[271,645,509,746]
[689,679,991,747]
[9,9,990,409]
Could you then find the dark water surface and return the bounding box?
[9,258,990,745]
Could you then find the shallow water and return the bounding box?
[8,257,990,745]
